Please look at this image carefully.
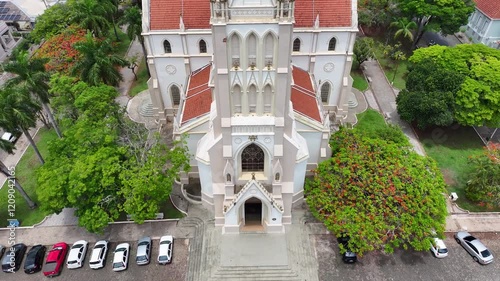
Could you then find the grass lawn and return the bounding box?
[129,60,150,97]
[0,128,57,226]
[416,125,493,212]
[354,109,386,133]
[116,199,184,221]
[372,42,408,90]
[351,70,368,92]
[113,30,132,58]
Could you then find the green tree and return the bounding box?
[72,32,128,86]
[31,3,72,43]
[397,0,475,48]
[0,87,44,164]
[358,0,394,28]
[0,139,37,209]
[119,5,151,76]
[465,143,500,208]
[4,51,62,138]
[68,0,113,38]
[305,128,447,255]
[353,37,374,70]
[390,18,417,42]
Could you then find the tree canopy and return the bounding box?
[305,128,447,255]
[397,44,500,128]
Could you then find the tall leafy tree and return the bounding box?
[31,3,72,43]
[397,0,475,48]
[68,0,112,38]
[305,128,448,255]
[465,143,500,208]
[0,86,44,164]
[358,0,394,29]
[0,139,37,209]
[72,32,128,86]
[119,5,151,76]
[353,37,374,70]
[4,51,62,138]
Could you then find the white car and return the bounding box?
[430,238,448,258]
[158,235,173,265]
[66,240,88,269]
[112,243,130,272]
[89,240,108,269]
[1,132,17,143]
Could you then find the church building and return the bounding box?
[141,0,358,234]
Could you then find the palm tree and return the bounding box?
[0,139,37,209]
[4,51,62,138]
[0,86,44,164]
[119,6,151,76]
[390,19,417,42]
[69,0,112,38]
[72,32,129,86]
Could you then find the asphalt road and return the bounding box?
[314,232,500,281]
[0,238,188,281]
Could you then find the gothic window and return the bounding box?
[199,39,207,53]
[171,85,181,106]
[163,40,172,53]
[248,85,257,113]
[242,143,264,172]
[264,33,274,67]
[232,85,242,114]
[328,38,337,51]
[320,82,330,104]
[226,173,231,182]
[293,38,301,52]
[231,34,240,68]
[248,33,257,68]
[263,84,273,113]
[275,173,280,181]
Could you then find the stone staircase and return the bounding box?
[178,217,204,281]
[139,100,154,117]
[211,265,300,281]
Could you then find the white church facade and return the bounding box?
[142,0,358,234]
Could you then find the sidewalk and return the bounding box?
[362,59,500,233]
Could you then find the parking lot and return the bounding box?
[0,238,188,281]
[314,232,500,281]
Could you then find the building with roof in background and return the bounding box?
[142,0,358,234]
[466,0,500,49]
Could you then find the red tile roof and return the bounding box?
[291,66,322,122]
[150,0,211,30]
[294,0,352,27]
[181,64,212,124]
[474,0,500,19]
[149,0,352,30]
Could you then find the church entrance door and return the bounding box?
[243,198,262,229]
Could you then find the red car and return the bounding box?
[43,242,68,277]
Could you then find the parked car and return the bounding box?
[1,131,20,144]
[1,243,27,273]
[337,236,357,263]
[430,238,448,258]
[112,243,130,272]
[158,235,174,265]
[43,242,68,277]
[89,240,109,269]
[0,245,5,259]
[136,236,152,265]
[67,240,88,269]
[24,244,47,274]
[455,231,494,264]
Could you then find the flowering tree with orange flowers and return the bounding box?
[34,25,87,73]
[465,142,500,208]
[305,128,447,255]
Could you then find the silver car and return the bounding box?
[455,231,494,264]
[135,236,151,265]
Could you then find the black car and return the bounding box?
[24,245,46,274]
[2,243,27,273]
[337,236,357,263]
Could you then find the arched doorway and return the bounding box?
[243,197,263,231]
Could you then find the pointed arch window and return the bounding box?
[320,82,330,104]
[263,84,273,113]
[328,38,336,51]
[171,85,181,106]
[248,33,257,68]
[230,34,240,68]
[242,143,264,171]
[163,40,172,53]
[293,38,301,52]
[264,33,274,68]
[199,39,207,53]
[248,85,257,113]
[232,85,242,114]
